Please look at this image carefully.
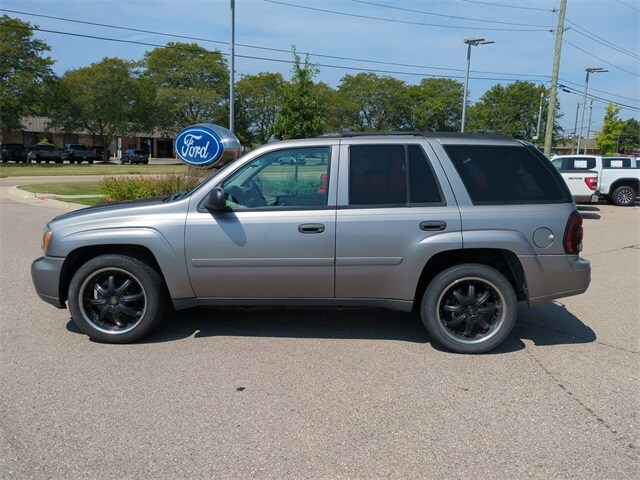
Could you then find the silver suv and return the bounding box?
[31,132,591,353]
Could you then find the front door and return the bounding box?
[185,145,336,299]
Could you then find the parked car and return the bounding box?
[277,155,306,165]
[62,144,95,164]
[1,143,29,163]
[120,149,149,164]
[27,144,63,163]
[31,131,591,353]
[89,145,105,162]
[550,157,600,204]
[551,154,640,206]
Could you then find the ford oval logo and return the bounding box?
[174,126,223,166]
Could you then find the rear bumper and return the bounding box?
[519,254,591,307]
[574,192,600,204]
[31,256,66,308]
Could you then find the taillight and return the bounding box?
[584,177,598,190]
[563,210,584,254]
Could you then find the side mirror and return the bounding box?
[203,187,228,211]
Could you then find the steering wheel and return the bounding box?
[225,185,248,205]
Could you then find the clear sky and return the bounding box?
[2,0,639,135]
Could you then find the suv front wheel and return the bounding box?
[421,264,517,354]
[68,255,168,343]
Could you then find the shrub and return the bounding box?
[99,173,207,202]
[262,175,320,196]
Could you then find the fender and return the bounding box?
[59,227,194,300]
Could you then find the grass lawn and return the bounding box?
[0,163,187,178]
[19,182,102,195]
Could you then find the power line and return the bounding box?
[0,8,551,80]
[564,17,639,59]
[347,0,551,28]
[615,0,640,12]
[262,0,551,31]
[559,78,640,104]
[0,21,546,84]
[2,12,636,111]
[456,0,552,12]
[558,83,640,111]
[562,38,640,77]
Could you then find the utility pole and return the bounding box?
[543,0,567,157]
[229,0,236,133]
[585,98,594,154]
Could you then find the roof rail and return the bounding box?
[317,130,513,139]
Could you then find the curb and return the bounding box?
[5,186,84,211]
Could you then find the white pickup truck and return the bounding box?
[551,155,640,206]
[549,157,599,204]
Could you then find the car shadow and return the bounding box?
[64,299,596,352]
[577,205,601,220]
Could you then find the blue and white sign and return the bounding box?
[174,123,241,168]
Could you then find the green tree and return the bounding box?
[142,42,229,134]
[467,81,557,141]
[596,103,624,155]
[406,78,464,131]
[618,118,640,154]
[334,72,408,131]
[0,15,54,136]
[47,57,149,156]
[272,48,325,140]
[235,72,285,145]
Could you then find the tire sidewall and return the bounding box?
[611,185,637,207]
[68,255,166,343]
[421,264,517,354]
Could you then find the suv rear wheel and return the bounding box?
[68,255,168,343]
[421,264,517,354]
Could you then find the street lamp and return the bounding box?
[461,37,494,133]
[577,67,607,154]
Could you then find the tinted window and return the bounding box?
[349,145,407,205]
[409,145,443,204]
[444,145,567,205]
[603,157,632,168]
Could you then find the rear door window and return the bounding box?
[444,145,567,205]
[348,144,443,206]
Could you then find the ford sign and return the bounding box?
[174,124,241,168]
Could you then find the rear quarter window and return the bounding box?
[444,145,568,205]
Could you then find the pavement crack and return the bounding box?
[584,244,640,257]
[525,346,637,459]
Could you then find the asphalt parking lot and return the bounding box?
[0,182,638,479]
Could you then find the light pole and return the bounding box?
[229,0,236,133]
[461,37,494,133]
[577,67,607,154]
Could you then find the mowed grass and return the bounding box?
[19,182,102,195]
[0,162,187,178]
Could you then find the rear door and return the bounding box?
[335,139,462,302]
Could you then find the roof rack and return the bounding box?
[317,129,513,140]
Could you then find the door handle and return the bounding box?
[420,221,447,231]
[298,223,325,234]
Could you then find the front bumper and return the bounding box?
[31,256,66,308]
[519,254,591,307]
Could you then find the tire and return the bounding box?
[610,185,637,207]
[421,264,517,354]
[68,255,169,343]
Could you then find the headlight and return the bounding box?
[42,227,52,255]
